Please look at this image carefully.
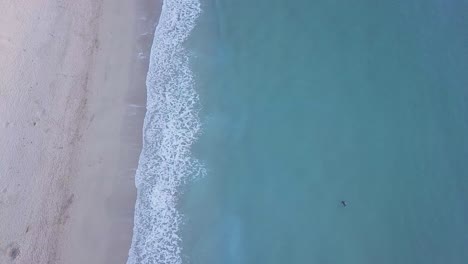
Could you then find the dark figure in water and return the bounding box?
[341,200,347,207]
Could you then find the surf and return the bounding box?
[127,0,203,263]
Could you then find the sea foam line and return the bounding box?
[127,0,203,263]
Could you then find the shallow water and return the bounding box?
[179,0,468,263]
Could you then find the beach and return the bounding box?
[3,0,468,263]
[0,0,160,263]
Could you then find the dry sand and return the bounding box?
[0,0,160,263]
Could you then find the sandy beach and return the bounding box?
[0,0,160,263]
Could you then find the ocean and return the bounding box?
[128,0,468,263]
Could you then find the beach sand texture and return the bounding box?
[0,0,160,263]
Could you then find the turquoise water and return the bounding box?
[178,0,468,263]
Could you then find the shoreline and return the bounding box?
[0,0,161,263]
[126,0,204,262]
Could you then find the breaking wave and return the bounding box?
[127,0,203,263]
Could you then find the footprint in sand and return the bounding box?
[57,194,75,225]
[3,243,20,261]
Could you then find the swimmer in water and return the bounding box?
[341,200,347,207]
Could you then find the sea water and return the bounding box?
[129,0,468,263]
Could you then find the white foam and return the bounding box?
[126,0,203,264]
[128,104,146,108]
[137,52,147,59]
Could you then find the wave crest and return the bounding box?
[127,0,202,263]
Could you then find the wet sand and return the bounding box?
[0,0,160,263]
